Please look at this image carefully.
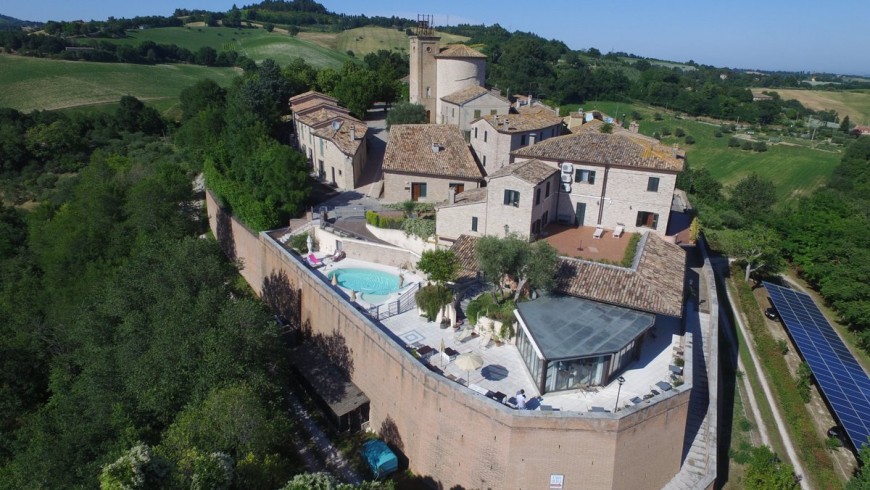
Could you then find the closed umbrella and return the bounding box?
[306,234,313,254]
[455,352,484,385]
[440,337,446,368]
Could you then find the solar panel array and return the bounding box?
[763,282,870,450]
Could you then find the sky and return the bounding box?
[5,0,870,75]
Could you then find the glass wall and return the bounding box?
[544,355,608,393]
[516,327,543,390]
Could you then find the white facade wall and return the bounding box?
[435,201,488,240]
[440,94,510,134]
[409,36,440,122]
[383,172,482,204]
[435,57,486,120]
[295,120,366,191]
[472,122,563,173]
[482,175,537,240]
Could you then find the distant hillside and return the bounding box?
[0,14,42,29]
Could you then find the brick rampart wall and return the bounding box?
[207,190,690,489]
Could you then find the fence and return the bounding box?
[367,282,421,321]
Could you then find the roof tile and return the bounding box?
[435,44,487,58]
[383,124,483,180]
[486,159,557,184]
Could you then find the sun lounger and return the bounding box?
[307,253,324,268]
[592,226,604,239]
[612,225,624,238]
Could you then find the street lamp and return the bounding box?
[613,376,626,412]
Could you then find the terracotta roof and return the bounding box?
[513,131,685,172]
[440,85,509,106]
[481,112,564,134]
[312,116,367,156]
[292,97,338,113]
[296,106,350,127]
[289,90,336,103]
[447,233,686,317]
[554,233,686,317]
[486,159,557,185]
[435,187,488,209]
[435,44,487,58]
[517,104,558,116]
[383,124,483,180]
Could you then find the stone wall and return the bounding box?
[206,190,690,489]
[382,171,481,204]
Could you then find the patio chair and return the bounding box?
[478,332,492,350]
[592,226,604,239]
[307,253,324,268]
[612,225,624,238]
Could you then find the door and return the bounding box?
[411,183,423,201]
[331,167,336,185]
[318,160,325,179]
[575,202,586,226]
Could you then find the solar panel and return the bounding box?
[763,282,870,451]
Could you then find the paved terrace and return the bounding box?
[541,223,633,263]
[379,290,686,413]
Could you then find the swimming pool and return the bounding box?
[327,268,402,304]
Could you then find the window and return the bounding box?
[647,177,660,192]
[452,108,455,117]
[482,155,487,167]
[471,216,478,232]
[503,189,520,207]
[575,169,596,184]
[521,134,528,146]
[490,109,497,115]
[484,131,488,142]
[636,211,659,229]
[449,182,465,194]
[474,109,481,119]
[426,86,431,98]
[545,181,551,197]
[319,139,324,154]
[542,210,549,224]
[535,188,541,205]
[474,127,478,139]
[412,182,427,201]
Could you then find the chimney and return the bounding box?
[528,133,536,145]
[431,143,442,153]
[672,144,679,158]
[630,121,639,133]
[528,93,533,106]
[555,107,560,116]
[350,126,356,141]
[448,188,456,204]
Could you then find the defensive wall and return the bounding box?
[207,190,693,489]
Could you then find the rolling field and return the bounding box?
[301,26,469,56]
[0,54,239,113]
[757,88,870,124]
[578,100,840,203]
[103,26,351,68]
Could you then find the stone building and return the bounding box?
[382,124,484,203]
[469,109,564,172]
[439,85,511,134]
[290,91,368,190]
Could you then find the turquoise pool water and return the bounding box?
[327,268,402,304]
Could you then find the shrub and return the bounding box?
[653,132,661,140]
[290,232,313,253]
[620,233,642,267]
[741,141,754,151]
[739,418,753,432]
[685,135,696,144]
[728,137,742,148]
[777,338,789,354]
[465,294,495,325]
[654,112,663,121]
[661,127,672,136]
[714,130,723,138]
[402,217,435,240]
[796,362,812,403]
[675,127,685,137]
[753,141,768,152]
[825,436,842,450]
[631,110,642,121]
[415,284,453,321]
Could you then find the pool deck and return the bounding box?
[315,258,425,309]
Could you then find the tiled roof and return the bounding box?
[289,90,336,103]
[292,97,338,113]
[554,233,686,317]
[486,159,557,185]
[435,44,487,58]
[447,233,686,317]
[312,116,367,156]
[435,187,488,209]
[441,85,509,106]
[296,106,350,127]
[481,112,564,134]
[513,131,685,172]
[383,124,483,180]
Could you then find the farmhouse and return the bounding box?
[381,124,484,203]
[469,109,565,172]
[290,91,368,190]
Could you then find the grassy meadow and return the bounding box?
[573,100,840,204]
[0,54,240,114]
[757,88,870,124]
[102,25,351,68]
[300,26,469,56]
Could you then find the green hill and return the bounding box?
[98,25,351,68]
[0,54,239,114]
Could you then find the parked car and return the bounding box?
[765,307,779,321]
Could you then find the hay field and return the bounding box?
[758,88,870,123]
[0,54,239,113]
[300,26,469,56]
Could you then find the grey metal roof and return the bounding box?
[516,294,655,360]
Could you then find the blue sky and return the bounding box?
[5,0,869,75]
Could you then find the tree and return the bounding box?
[416,249,458,284]
[847,439,870,489]
[840,115,852,134]
[386,102,427,128]
[729,173,776,219]
[476,235,559,300]
[715,226,784,281]
[179,79,226,121]
[99,444,170,490]
[743,446,799,490]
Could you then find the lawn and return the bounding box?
[758,88,870,123]
[569,100,840,204]
[0,54,239,114]
[301,26,469,57]
[97,26,351,68]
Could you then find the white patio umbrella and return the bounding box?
[455,352,484,385]
[306,234,313,253]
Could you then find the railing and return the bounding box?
[367,282,421,320]
[314,202,388,221]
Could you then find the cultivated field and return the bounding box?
[300,26,469,56]
[102,26,351,68]
[757,88,870,124]
[576,100,840,203]
[0,54,239,113]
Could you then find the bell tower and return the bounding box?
[408,14,440,123]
